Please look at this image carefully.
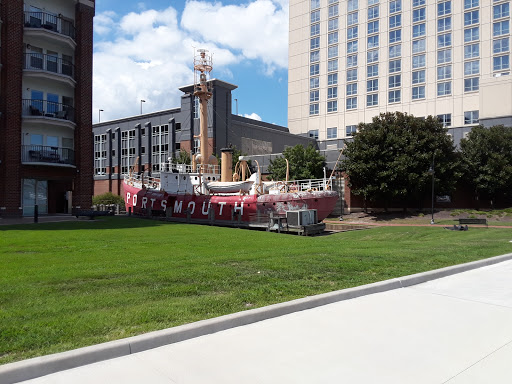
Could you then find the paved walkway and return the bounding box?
[15,258,512,384]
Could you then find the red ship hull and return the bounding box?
[123,182,338,223]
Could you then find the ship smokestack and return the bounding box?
[221,148,233,182]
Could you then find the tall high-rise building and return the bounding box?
[289,0,512,156]
[0,1,95,217]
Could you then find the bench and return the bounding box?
[458,218,488,228]
[72,209,114,219]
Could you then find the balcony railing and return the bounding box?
[22,99,75,123]
[23,53,75,79]
[24,11,76,40]
[22,145,75,166]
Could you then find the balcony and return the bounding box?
[22,145,75,166]
[24,12,76,49]
[23,53,75,86]
[22,99,75,122]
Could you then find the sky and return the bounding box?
[93,0,289,126]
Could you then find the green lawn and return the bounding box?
[1,217,511,365]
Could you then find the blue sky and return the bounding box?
[93,0,289,126]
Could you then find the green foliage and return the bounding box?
[268,144,326,180]
[92,192,124,206]
[172,149,191,165]
[460,125,512,205]
[341,112,460,207]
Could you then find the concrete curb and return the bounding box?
[2,252,512,383]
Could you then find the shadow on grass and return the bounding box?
[0,216,181,232]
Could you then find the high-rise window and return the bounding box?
[121,130,136,174]
[328,73,338,85]
[347,40,358,53]
[389,74,401,88]
[464,111,479,124]
[464,27,479,42]
[494,55,510,71]
[309,104,319,116]
[437,114,452,127]
[308,129,319,138]
[311,10,320,23]
[348,26,358,40]
[464,0,478,9]
[438,17,452,32]
[438,1,451,16]
[328,86,338,99]
[328,59,338,72]
[310,50,320,63]
[494,3,510,19]
[347,54,357,68]
[94,134,107,175]
[390,29,402,43]
[437,82,452,96]
[437,65,452,80]
[310,64,319,76]
[494,21,510,37]
[348,12,358,26]
[327,127,338,139]
[412,54,426,68]
[346,83,357,96]
[413,0,425,6]
[346,97,357,110]
[311,37,320,49]
[389,0,401,14]
[346,125,357,136]
[311,0,320,10]
[389,90,401,103]
[464,43,479,58]
[389,59,401,73]
[438,49,452,64]
[464,77,479,92]
[493,38,509,54]
[389,15,401,28]
[328,4,339,17]
[413,23,426,38]
[367,64,378,77]
[367,94,378,106]
[310,90,319,102]
[327,100,338,113]
[310,77,319,89]
[413,8,426,22]
[367,79,379,92]
[464,61,480,76]
[389,44,401,58]
[464,10,479,26]
[368,6,379,20]
[348,0,358,12]
[412,70,426,84]
[438,33,452,48]
[413,38,426,53]
[368,21,379,34]
[311,23,320,37]
[368,35,379,48]
[412,86,425,100]
[367,50,379,63]
[328,31,339,44]
[347,69,358,81]
[328,45,339,59]
[328,18,339,31]
[152,125,169,172]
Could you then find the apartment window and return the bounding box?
[346,97,357,110]
[412,54,426,69]
[438,1,451,16]
[368,35,379,48]
[348,12,358,26]
[368,0,379,5]
[328,73,338,85]
[464,77,479,92]
[390,29,402,43]
[413,8,426,22]
[438,114,452,127]
[310,77,319,89]
[494,21,510,37]
[438,17,451,32]
[464,10,479,26]
[437,65,452,80]
[327,100,338,113]
[494,38,509,54]
[327,127,338,139]
[438,33,451,48]
[465,43,480,58]
[310,64,319,76]
[346,83,357,96]
[348,26,358,40]
[367,64,378,77]
[310,50,320,63]
[328,86,338,99]
[367,94,378,106]
[389,74,401,88]
[438,49,452,64]
[465,0,478,9]
[389,90,401,103]
[494,55,510,70]
[346,125,357,136]
[367,50,379,63]
[311,0,320,10]
[464,27,479,42]
[347,54,357,68]
[308,129,319,139]
[347,69,358,81]
[328,3,339,17]
[310,90,319,102]
[368,21,379,35]
[328,45,339,59]
[390,0,401,14]
[328,59,338,72]
[494,3,510,19]
[94,134,107,175]
[464,61,480,76]
[389,59,401,73]
[389,14,401,29]
[311,37,320,50]
[328,32,339,45]
[347,40,358,53]
[329,18,339,32]
[413,0,425,6]
[311,23,320,37]
[413,38,426,53]
[121,130,136,174]
[152,125,169,172]
[412,70,426,84]
[464,111,479,124]
[368,6,379,20]
[412,86,425,100]
[437,81,452,96]
[193,97,200,118]
[389,44,401,58]
[309,104,319,116]
[367,79,379,92]
[311,10,320,23]
[348,0,358,12]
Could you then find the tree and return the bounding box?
[340,112,460,209]
[267,144,326,180]
[172,149,191,164]
[460,125,512,208]
[92,192,125,206]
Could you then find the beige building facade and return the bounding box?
[289,0,512,156]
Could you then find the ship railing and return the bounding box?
[160,162,220,175]
[124,174,161,189]
[266,177,333,193]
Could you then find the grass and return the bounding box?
[1,216,511,364]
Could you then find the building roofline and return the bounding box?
[179,78,238,93]
[93,108,181,127]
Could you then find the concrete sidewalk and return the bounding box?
[7,256,511,383]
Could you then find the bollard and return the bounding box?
[34,205,38,223]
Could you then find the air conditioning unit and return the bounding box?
[286,209,318,226]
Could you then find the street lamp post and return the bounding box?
[234,98,238,115]
[140,99,146,115]
[428,153,435,225]
[99,109,104,123]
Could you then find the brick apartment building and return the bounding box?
[0,0,95,217]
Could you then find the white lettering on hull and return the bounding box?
[218,202,226,216]
[202,201,211,215]
[234,202,244,216]
[161,200,167,211]
[142,197,147,209]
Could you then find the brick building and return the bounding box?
[0,0,95,217]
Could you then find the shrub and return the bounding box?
[92,192,125,206]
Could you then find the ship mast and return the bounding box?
[193,49,216,170]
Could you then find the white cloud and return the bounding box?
[93,1,288,123]
[243,113,262,121]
